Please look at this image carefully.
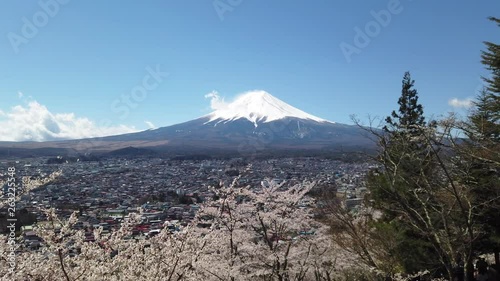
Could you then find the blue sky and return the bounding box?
[0,0,498,141]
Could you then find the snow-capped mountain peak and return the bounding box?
[205,90,332,127]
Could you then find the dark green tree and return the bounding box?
[369,72,445,276]
[384,72,426,135]
[367,72,479,279]
[466,17,500,143]
[461,16,500,267]
[481,17,500,97]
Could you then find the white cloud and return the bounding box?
[18,91,23,98]
[144,121,156,129]
[0,101,138,141]
[205,90,229,110]
[448,98,474,109]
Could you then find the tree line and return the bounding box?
[327,16,500,281]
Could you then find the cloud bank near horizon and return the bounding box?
[0,100,138,142]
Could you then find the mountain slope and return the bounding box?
[102,91,372,151]
[0,91,375,156]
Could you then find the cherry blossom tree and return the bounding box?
[1,172,344,280]
[192,177,336,280]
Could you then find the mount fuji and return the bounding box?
[97,91,373,155]
[0,91,374,157]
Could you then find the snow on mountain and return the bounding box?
[204,90,333,127]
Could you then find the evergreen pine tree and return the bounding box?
[384,72,426,135]
[368,72,448,277]
[467,17,500,143]
[481,17,500,97]
[462,16,500,267]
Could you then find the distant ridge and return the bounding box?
[0,91,374,157]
